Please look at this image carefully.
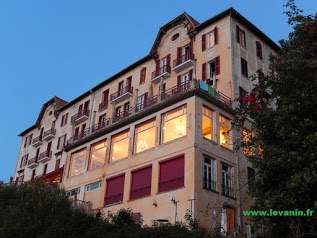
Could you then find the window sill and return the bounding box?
[104,201,123,208]
[160,135,187,146]
[156,186,185,195]
[109,157,128,164]
[203,137,217,145]
[220,145,234,153]
[134,147,155,156]
[202,187,219,194]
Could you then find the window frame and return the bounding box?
[219,115,231,149]
[110,130,130,162]
[69,149,87,177]
[134,119,156,154]
[86,181,101,191]
[202,106,214,141]
[203,156,216,191]
[221,164,233,197]
[89,139,107,170]
[241,57,248,77]
[20,154,29,168]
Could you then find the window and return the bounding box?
[161,106,187,143]
[140,67,146,84]
[111,130,130,162]
[203,157,216,190]
[256,41,263,59]
[135,119,156,153]
[202,106,214,140]
[89,140,107,170]
[115,106,121,116]
[130,166,152,200]
[24,134,33,147]
[43,164,48,175]
[86,181,101,191]
[66,187,81,196]
[221,164,233,197]
[60,113,69,127]
[241,58,248,77]
[202,26,218,51]
[57,134,67,150]
[20,154,28,168]
[105,174,125,205]
[243,129,252,156]
[31,169,36,180]
[159,156,184,192]
[69,149,86,177]
[221,208,235,234]
[202,56,220,82]
[219,115,230,148]
[236,25,246,47]
[102,89,109,103]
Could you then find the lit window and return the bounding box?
[69,149,86,177]
[86,181,101,191]
[202,106,213,140]
[221,164,233,197]
[111,131,130,162]
[243,129,252,156]
[219,115,230,148]
[161,106,187,143]
[89,140,107,170]
[203,157,216,190]
[135,119,156,153]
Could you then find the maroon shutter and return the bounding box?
[166,54,171,72]
[57,137,61,150]
[215,56,220,75]
[236,25,240,43]
[159,156,184,192]
[105,174,125,205]
[126,76,132,88]
[177,75,181,86]
[162,83,166,93]
[202,34,206,51]
[155,59,160,73]
[51,120,55,129]
[189,69,193,81]
[43,164,48,175]
[189,40,193,56]
[130,166,152,200]
[214,26,218,45]
[79,104,83,112]
[202,63,206,81]
[144,92,148,107]
[177,47,182,65]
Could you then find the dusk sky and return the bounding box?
[0,0,316,182]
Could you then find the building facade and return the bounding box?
[14,8,279,236]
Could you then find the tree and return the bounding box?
[234,1,317,237]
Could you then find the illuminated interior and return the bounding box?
[243,129,252,156]
[90,140,107,170]
[162,106,187,144]
[111,131,129,162]
[219,115,230,148]
[69,149,86,177]
[135,119,156,153]
[202,106,213,140]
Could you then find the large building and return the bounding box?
[14,8,279,237]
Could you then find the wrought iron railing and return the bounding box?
[71,109,90,123]
[110,86,133,101]
[173,53,194,68]
[151,65,171,79]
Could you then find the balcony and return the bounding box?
[72,128,90,143]
[110,86,133,104]
[98,100,108,112]
[151,65,171,84]
[112,108,132,124]
[71,109,90,125]
[32,136,43,147]
[173,53,194,73]
[42,128,56,141]
[161,80,190,101]
[135,96,158,113]
[38,150,52,163]
[27,157,39,169]
[92,119,110,133]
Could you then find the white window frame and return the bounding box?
[86,181,101,191]
[203,157,216,190]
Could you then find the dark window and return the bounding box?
[105,174,125,205]
[256,41,263,59]
[236,25,246,47]
[130,166,152,200]
[61,113,69,127]
[159,156,184,193]
[241,58,248,77]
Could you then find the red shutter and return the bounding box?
[105,174,125,205]
[214,26,218,45]
[155,59,160,72]
[144,92,148,107]
[130,166,152,200]
[177,75,181,86]
[177,47,182,65]
[189,40,193,56]
[162,83,166,93]
[215,56,220,75]
[202,34,206,51]
[126,76,132,88]
[189,69,193,81]
[236,25,240,43]
[167,54,171,72]
[78,104,83,112]
[84,100,90,111]
[159,156,184,192]
[140,67,146,84]
[202,63,206,81]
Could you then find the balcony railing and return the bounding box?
[104,193,123,206]
[135,96,158,112]
[42,128,56,141]
[72,198,92,211]
[130,186,151,200]
[71,109,90,124]
[151,65,171,84]
[203,178,216,191]
[112,108,132,124]
[161,81,190,100]
[173,53,194,72]
[221,184,234,197]
[38,150,52,163]
[110,86,133,103]
[98,100,108,111]
[72,128,90,143]
[217,92,232,106]
[27,157,39,169]
[32,136,43,147]
[92,119,110,133]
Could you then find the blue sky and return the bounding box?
[0,0,316,182]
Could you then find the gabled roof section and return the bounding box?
[19,96,68,136]
[150,12,200,55]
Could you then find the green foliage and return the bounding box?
[234,1,317,237]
